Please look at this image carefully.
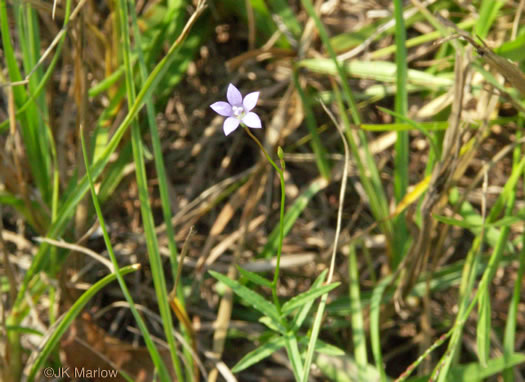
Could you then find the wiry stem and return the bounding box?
[242,125,285,313]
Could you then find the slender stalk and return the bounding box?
[79,121,171,381]
[242,125,285,313]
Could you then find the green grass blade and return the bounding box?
[128,0,183,310]
[80,120,173,381]
[503,237,525,381]
[434,151,525,381]
[503,123,525,381]
[300,0,390,230]
[25,265,139,382]
[475,0,505,38]
[1,0,50,205]
[476,290,491,367]
[12,0,205,317]
[348,244,368,379]
[292,70,331,179]
[392,0,409,266]
[370,278,391,382]
[361,121,447,132]
[116,0,182,377]
[298,59,453,89]
[331,81,392,247]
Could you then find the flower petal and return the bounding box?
[227,83,243,106]
[223,117,240,136]
[210,101,233,117]
[242,112,262,128]
[243,91,259,111]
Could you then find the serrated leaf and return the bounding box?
[282,282,340,316]
[232,335,286,373]
[237,265,273,288]
[209,270,282,327]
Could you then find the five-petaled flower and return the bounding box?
[210,83,262,136]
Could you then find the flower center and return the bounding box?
[231,105,245,117]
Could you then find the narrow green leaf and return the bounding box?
[477,291,491,367]
[292,70,331,179]
[25,265,139,381]
[268,0,301,39]
[370,277,392,382]
[290,270,327,330]
[209,270,282,327]
[232,335,286,373]
[348,244,368,378]
[281,282,340,316]
[360,121,448,132]
[449,353,525,381]
[475,0,505,38]
[259,176,328,259]
[298,59,453,89]
[298,337,345,356]
[237,266,273,288]
[259,316,285,333]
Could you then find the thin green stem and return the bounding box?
[79,123,171,381]
[242,125,285,313]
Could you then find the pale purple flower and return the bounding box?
[210,83,262,136]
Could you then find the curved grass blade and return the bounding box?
[25,265,139,382]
